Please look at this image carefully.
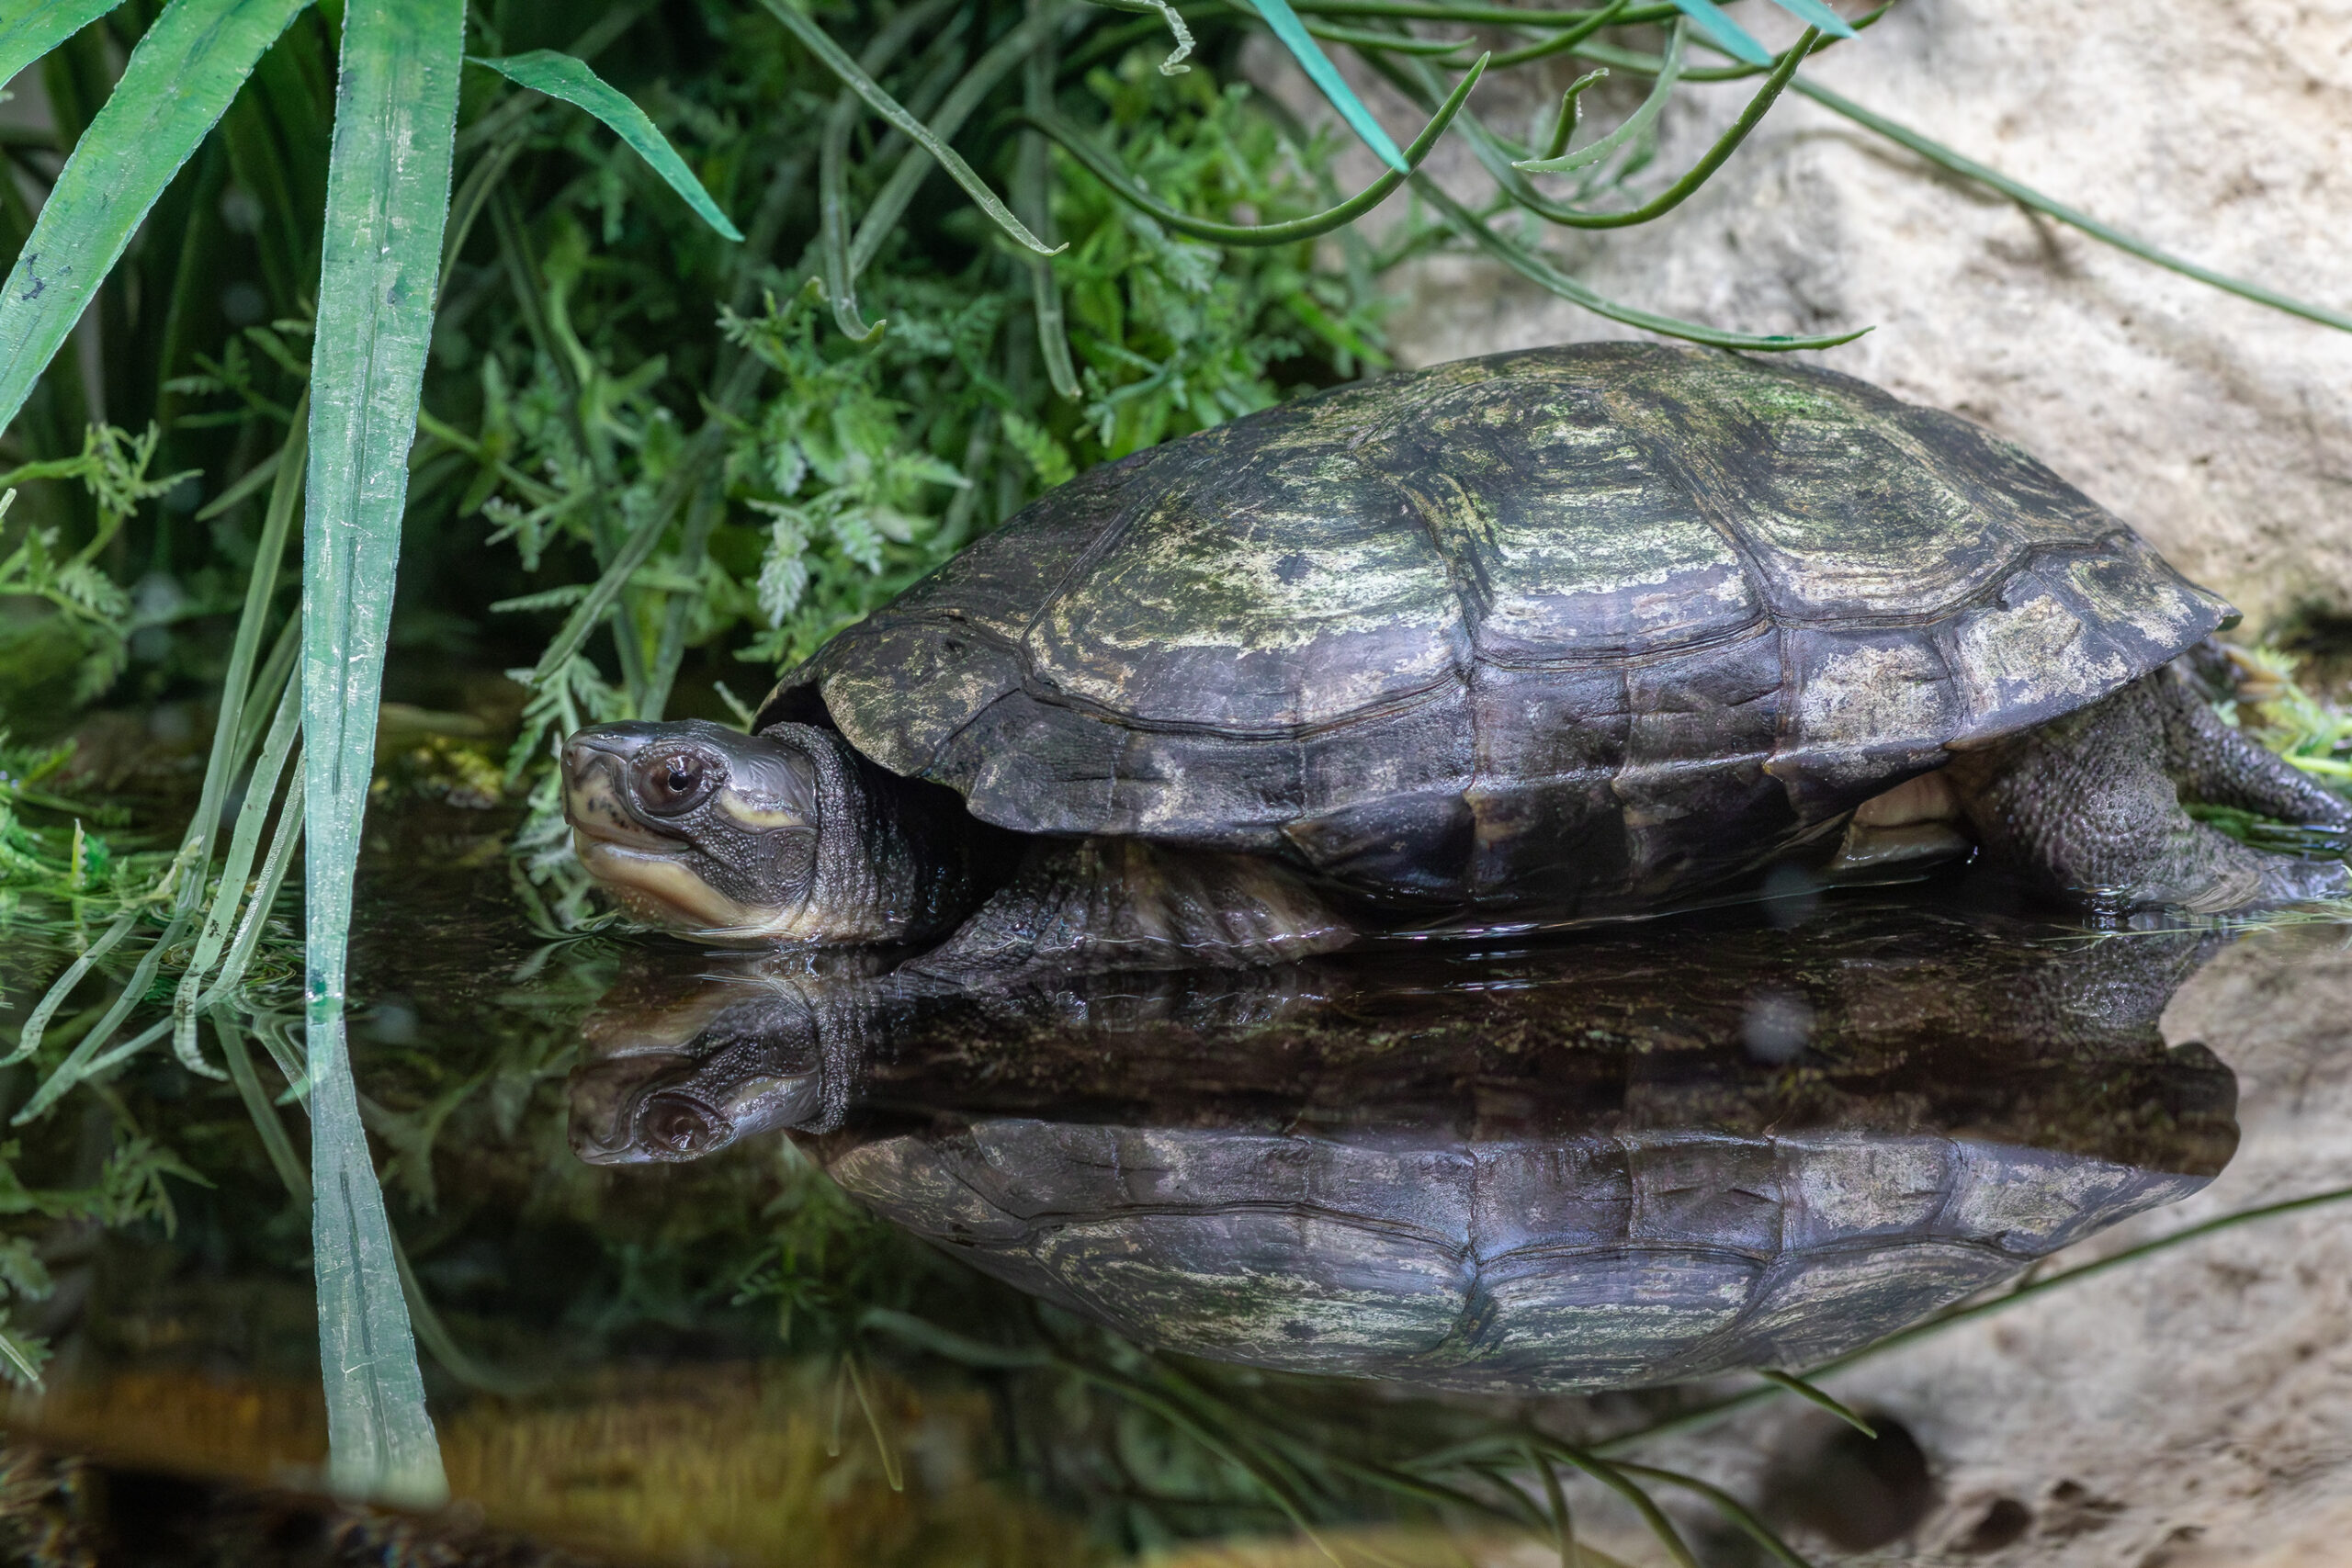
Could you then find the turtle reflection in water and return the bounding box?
[569,905,2235,1393]
[560,345,2347,975]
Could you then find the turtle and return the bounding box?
[560,344,2351,972]
[562,900,2237,1391]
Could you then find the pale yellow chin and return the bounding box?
[573,831,798,943]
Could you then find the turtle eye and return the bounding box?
[638,751,717,816]
[639,1096,725,1157]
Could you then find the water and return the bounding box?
[4,790,2350,1565]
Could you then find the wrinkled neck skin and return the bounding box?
[767,724,990,948]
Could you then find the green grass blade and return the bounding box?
[196,768,303,1011]
[1020,23,1079,400]
[757,0,1062,257]
[219,1012,309,1201]
[1668,0,1769,64]
[1411,174,1867,349]
[0,1,129,92]
[1516,18,1680,172]
[1793,78,2352,336]
[1757,1368,1875,1436]
[1611,1463,1817,1568]
[172,675,300,1074]
[13,907,194,1123]
[310,1019,445,1505]
[5,908,138,1067]
[1238,0,1410,172]
[1544,1450,1701,1568]
[845,0,1048,276]
[467,51,742,241]
[301,0,463,1510]
[0,0,309,434]
[1764,0,1852,38]
[1021,52,1486,246]
[819,90,883,343]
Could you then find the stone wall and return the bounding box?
[1258,0,2352,633]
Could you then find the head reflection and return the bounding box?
[568,904,2235,1393]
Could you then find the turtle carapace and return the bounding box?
[561,344,2350,973]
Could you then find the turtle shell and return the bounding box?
[757,344,2232,910]
[826,1120,2206,1394]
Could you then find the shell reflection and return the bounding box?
[568,903,2235,1394]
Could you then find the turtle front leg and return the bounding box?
[1946,671,2351,914]
[909,837,1359,978]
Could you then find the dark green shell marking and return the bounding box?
[759,344,2230,911]
[830,1121,2202,1393]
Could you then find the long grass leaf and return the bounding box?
[818,89,883,343]
[1304,21,1466,54]
[756,0,1062,256]
[197,767,302,1010]
[468,51,742,241]
[1411,174,1865,348]
[860,1307,1053,1369]
[300,0,463,1509]
[1235,0,1410,171]
[13,908,193,1123]
[1566,3,1885,83]
[1020,17,1079,399]
[1023,53,1485,246]
[845,0,1046,276]
[171,676,300,1074]
[234,610,304,762]
[166,389,308,1075]
[1515,18,1680,173]
[219,1012,308,1200]
[5,908,138,1066]
[1543,1450,1700,1568]
[1611,1463,1817,1568]
[0,0,309,433]
[1764,0,1853,38]
[310,1027,444,1504]
[1668,0,1768,64]
[192,447,281,521]
[1793,79,2352,336]
[1483,0,1631,72]
[0,1,127,105]
[1757,1368,1874,1436]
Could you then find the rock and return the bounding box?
[1251,0,2352,633]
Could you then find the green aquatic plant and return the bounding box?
[0,1133,206,1389]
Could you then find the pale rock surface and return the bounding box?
[1253,0,2352,633]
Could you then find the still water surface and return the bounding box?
[5,794,2347,1565]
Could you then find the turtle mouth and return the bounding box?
[571,833,786,937]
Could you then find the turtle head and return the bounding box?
[567,1026,828,1165]
[563,718,942,944]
